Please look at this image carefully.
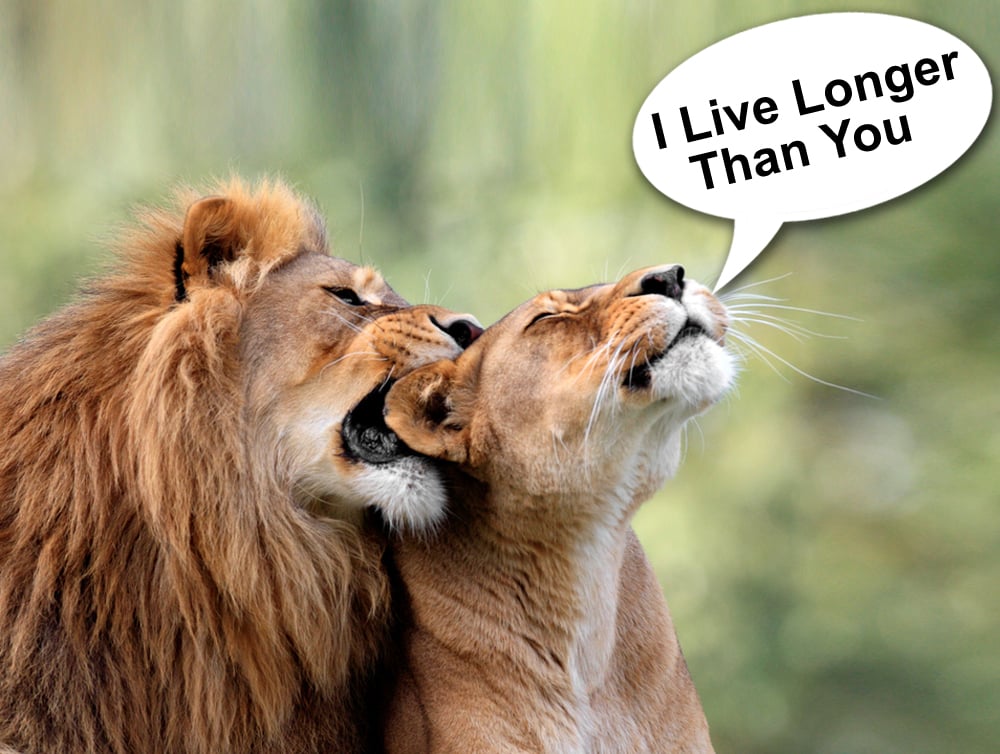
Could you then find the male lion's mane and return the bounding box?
[0,179,388,753]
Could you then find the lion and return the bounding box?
[0,178,482,754]
[378,264,735,753]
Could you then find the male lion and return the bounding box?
[0,179,481,754]
[380,264,734,753]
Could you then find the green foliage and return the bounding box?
[1,1,997,750]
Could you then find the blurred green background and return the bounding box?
[1,1,996,751]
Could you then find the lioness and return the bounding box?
[0,179,481,753]
[379,264,734,753]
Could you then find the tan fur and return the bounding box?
[381,265,735,753]
[0,178,477,754]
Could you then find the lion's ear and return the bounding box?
[179,196,247,285]
[384,361,470,465]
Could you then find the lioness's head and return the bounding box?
[384,265,734,508]
[135,179,481,533]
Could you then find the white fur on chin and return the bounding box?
[650,336,735,413]
[353,458,448,533]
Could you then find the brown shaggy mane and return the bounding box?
[0,179,390,754]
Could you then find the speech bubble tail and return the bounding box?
[713,218,783,293]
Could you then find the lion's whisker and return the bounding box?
[323,309,366,333]
[317,350,385,377]
[379,363,398,391]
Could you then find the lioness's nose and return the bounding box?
[433,314,484,349]
[640,265,684,300]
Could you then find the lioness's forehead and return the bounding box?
[531,283,608,311]
[477,283,608,337]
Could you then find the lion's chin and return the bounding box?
[353,456,448,533]
[295,451,448,533]
[336,383,448,532]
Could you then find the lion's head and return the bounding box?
[133,181,481,535]
[385,264,734,506]
[0,178,479,753]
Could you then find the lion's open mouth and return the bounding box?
[341,382,410,465]
[623,320,708,390]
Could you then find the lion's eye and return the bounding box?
[324,287,365,306]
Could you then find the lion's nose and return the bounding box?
[640,265,685,300]
[433,314,484,349]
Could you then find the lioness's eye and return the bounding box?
[324,287,365,306]
[525,311,558,330]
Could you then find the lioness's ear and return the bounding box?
[177,196,246,294]
[384,361,470,464]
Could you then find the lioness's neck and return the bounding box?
[395,475,633,699]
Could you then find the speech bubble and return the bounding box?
[632,13,993,292]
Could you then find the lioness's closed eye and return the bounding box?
[379,265,732,754]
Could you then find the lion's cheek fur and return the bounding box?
[122,285,389,709]
[128,288,244,550]
[350,457,449,532]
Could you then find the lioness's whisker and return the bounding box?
[584,346,614,442]
[719,292,784,304]
[721,277,876,398]
[565,334,618,387]
[549,430,574,481]
[727,329,878,399]
[727,313,847,342]
[718,271,794,295]
[725,330,786,376]
[584,340,628,447]
[679,417,703,464]
[625,343,644,381]
[557,347,602,381]
[725,301,863,322]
